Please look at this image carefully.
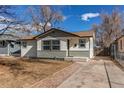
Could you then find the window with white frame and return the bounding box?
[52,40,60,50]
[22,41,27,48]
[0,41,6,47]
[79,39,86,48]
[43,40,51,50]
[43,40,60,50]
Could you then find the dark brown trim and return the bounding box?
[80,36,93,37]
[20,39,36,41]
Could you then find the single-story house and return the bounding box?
[20,28,95,61]
[0,34,21,56]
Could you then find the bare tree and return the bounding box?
[0,6,64,36]
[28,6,64,32]
[93,8,124,48]
[0,5,16,35]
[0,6,30,36]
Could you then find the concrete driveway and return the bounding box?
[58,57,124,88]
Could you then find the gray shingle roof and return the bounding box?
[0,34,20,41]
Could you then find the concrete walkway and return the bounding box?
[104,60,124,88]
[58,57,124,88]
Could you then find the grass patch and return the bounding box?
[0,57,72,87]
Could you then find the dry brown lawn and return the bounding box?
[0,57,72,87]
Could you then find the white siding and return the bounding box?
[36,36,94,59]
[21,40,37,57]
[0,46,9,56]
[0,42,9,56]
[60,39,67,51]
[37,39,42,51]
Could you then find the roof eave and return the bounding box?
[20,39,35,41]
[79,36,93,37]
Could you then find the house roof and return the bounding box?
[72,30,94,37]
[21,28,94,40]
[0,34,20,41]
[34,28,80,39]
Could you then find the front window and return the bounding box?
[79,39,86,48]
[43,40,60,50]
[52,40,60,50]
[43,40,51,50]
[0,41,6,47]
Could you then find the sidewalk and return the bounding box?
[58,57,124,88]
[58,60,109,88]
[105,60,124,88]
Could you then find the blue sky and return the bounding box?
[12,5,124,32]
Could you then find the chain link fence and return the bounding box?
[110,44,124,67]
[116,52,124,66]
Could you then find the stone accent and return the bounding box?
[29,63,81,88]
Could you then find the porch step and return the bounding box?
[65,57,88,62]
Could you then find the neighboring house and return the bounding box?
[21,36,37,58]
[117,35,124,53]
[0,34,21,56]
[21,28,95,61]
[110,35,124,65]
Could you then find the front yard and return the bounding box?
[0,57,72,87]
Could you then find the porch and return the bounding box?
[0,34,21,56]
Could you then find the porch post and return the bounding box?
[67,39,70,57]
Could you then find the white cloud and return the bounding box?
[81,13,99,21]
[63,16,67,21]
[46,22,51,27]
[0,16,14,22]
